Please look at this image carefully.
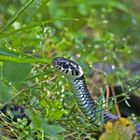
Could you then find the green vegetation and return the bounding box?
[0,0,140,139]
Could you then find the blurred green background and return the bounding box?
[0,0,140,139]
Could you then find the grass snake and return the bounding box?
[52,57,140,138]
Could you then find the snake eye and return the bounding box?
[63,63,69,68]
[56,61,60,65]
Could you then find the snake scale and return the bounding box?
[52,57,140,138]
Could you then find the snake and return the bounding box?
[52,57,140,138]
[1,57,139,138]
[90,63,140,117]
[0,103,30,123]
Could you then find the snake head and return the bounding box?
[52,57,83,78]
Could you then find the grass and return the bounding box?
[0,0,140,139]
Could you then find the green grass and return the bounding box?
[0,0,140,139]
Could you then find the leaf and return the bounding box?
[0,55,49,63]
[0,47,20,57]
[48,110,64,121]
[25,109,66,138]
[40,99,47,107]
[0,47,50,63]
[3,62,31,82]
[44,124,66,137]
[0,80,15,103]
[99,118,138,140]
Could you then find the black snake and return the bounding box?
[52,57,140,138]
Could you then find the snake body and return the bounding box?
[0,103,30,123]
[72,69,118,125]
[53,57,140,138]
[91,63,140,117]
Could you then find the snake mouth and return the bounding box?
[52,57,83,78]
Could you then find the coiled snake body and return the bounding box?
[53,57,140,139]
